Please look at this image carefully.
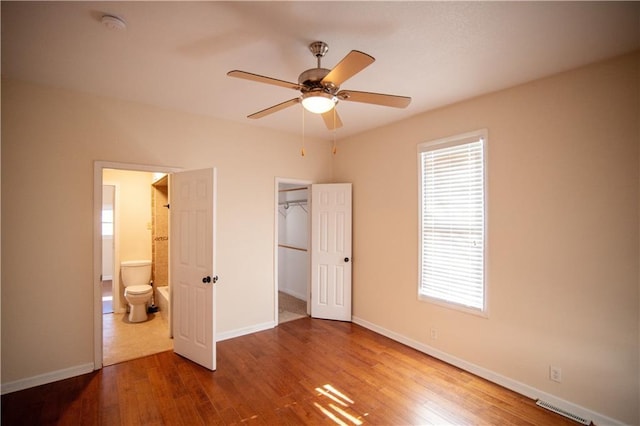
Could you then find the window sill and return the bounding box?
[418,293,488,318]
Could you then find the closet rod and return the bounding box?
[278,187,307,193]
[278,244,308,252]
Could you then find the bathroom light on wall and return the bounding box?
[301,91,337,114]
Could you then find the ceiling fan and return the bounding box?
[227,41,411,130]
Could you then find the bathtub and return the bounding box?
[156,286,169,320]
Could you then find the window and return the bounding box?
[102,208,113,236]
[418,130,487,314]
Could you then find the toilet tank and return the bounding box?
[120,260,152,287]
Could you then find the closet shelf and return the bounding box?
[278,187,307,193]
[278,244,307,252]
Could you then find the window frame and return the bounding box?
[417,129,488,317]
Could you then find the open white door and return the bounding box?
[170,168,217,370]
[311,183,352,321]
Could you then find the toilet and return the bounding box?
[121,260,153,323]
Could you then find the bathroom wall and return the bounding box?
[278,187,309,300]
[102,169,154,311]
[151,176,169,287]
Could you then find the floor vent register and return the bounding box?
[535,400,591,425]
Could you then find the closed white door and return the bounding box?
[170,168,217,370]
[311,183,352,321]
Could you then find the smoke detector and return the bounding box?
[101,14,126,31]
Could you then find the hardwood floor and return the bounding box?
[2,318,579,425]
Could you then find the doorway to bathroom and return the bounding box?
[95,161,218,371]
[276,178,311,324]
[101,168,173,366]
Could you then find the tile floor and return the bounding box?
[103,291,305,366]
[103,311,172,366]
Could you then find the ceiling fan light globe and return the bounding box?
[301,92,336,114]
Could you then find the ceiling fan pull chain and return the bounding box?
[332,108,337,155]
[301,105,306,157]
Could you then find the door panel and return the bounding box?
[171,168,216,370]
[311,183,352,321]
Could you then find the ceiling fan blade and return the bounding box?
[227,70,301,91]
[321,109,343,130]
[337,90,411,108]
[321,50,375,87]
[247,98,300,119]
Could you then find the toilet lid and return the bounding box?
[126,285,152,295]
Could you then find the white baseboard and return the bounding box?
[2,321,278,395]
[352,316,625,426]
[1,362,95,395]
[216,321,275,342]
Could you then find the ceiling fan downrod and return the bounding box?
[308,41,329,68]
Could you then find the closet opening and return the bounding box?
[275,179,311,324]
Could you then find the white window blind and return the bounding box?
[418,132,486,312]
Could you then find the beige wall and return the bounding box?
[1,79,333,383]
[333,52,640,424]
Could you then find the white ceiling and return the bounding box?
[2,1,639,140]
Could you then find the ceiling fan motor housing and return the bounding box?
[298,68,335,92]
[299,41,338,94]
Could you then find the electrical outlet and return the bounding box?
[430,328,438,340]
[549,366,562,383]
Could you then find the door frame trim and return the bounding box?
[93,161,182,370]
[274,177,313,325]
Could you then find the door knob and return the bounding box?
[202,276,211,284]
[344,257,350,263]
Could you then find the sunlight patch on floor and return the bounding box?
[314,384,366,425]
